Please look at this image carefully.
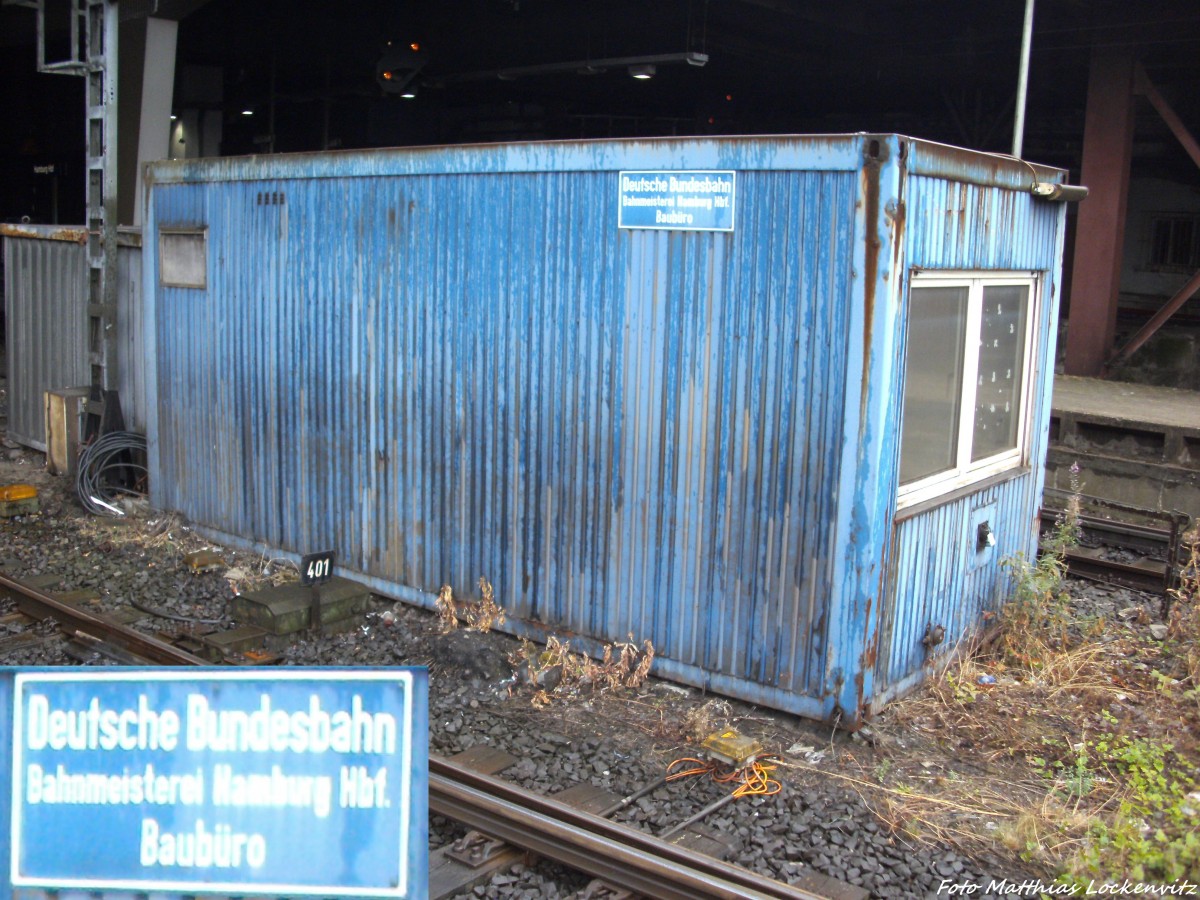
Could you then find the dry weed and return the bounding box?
[507,632,655,706]
[998,466,1081,668]
[463,577,505,633]
[434,584,458,633]
[78,511,186,554]
[1036,643,1131,701]
[786,755,1043,853]
[680,699,733,742]
[829,741,1106,873]
[873,517,1200,882]
[581,634,655,691]
[434,578,506,634]
[1167,534,1200,688]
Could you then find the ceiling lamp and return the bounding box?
[629,64,656,80]
[401,86,418,99]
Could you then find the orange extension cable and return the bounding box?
[666,755,782,798]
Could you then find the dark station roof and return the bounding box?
[3,0,1200,222]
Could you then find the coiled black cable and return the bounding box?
[75,431,148,516]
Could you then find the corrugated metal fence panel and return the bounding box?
[2,233,89,450]
[148,152,863,713]
[875,172,1067,699]
[115,240,146,434]
[2,231,144,446]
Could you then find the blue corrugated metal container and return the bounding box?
[142,134,1068,724]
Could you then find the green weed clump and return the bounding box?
[1042,722,1200,884]
[1167,535,1200,701]
[999,468,1081,667]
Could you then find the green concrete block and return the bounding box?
[203,624,269,654]
[231,576,372,635]
[0,497,39,517]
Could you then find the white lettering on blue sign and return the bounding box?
[140,818,268,869]
[9,669,427,898]
[26,693,181,751]
[618,170,736,231]
[184,693,396,754]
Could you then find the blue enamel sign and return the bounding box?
[618,170,736,231]
[5,668,428,898]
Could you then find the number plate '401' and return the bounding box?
[300,550,336,586]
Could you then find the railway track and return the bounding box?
[0,569,858,900]
[0,570,209,665]
[1039,494,1193,595]
[429,754,853,900]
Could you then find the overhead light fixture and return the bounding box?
[1030,181,1088,202]
[377,44,428,94]
[401,86,417,99]
[169,113,177,120]
[241,108,254,116]
[629,64,655,80]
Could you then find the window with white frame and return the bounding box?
[898,271,1038,507]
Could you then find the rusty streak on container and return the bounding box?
[860,139,882,426]
[0,223,88,244]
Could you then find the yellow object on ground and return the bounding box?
[701,729,764,767]
[0,484,38,502]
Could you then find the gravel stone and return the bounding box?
[1,404,1138,898]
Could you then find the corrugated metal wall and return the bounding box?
[147,145,864,718]
[872,162,1068,704]
[2,228,145,448]
[115,236,146,435]
[143,136,1068,720]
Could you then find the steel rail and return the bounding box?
[430,755,828,900]
[1059,550,1168,594]
[1039,508,1172,556]
[0,571,209,666]
[1037,508,1178,593]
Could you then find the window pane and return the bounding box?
[1171,219,1195,266]
[900,286,968,484]
[972,284,1028,461]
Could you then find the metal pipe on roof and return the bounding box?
[1011,0,1036,157]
